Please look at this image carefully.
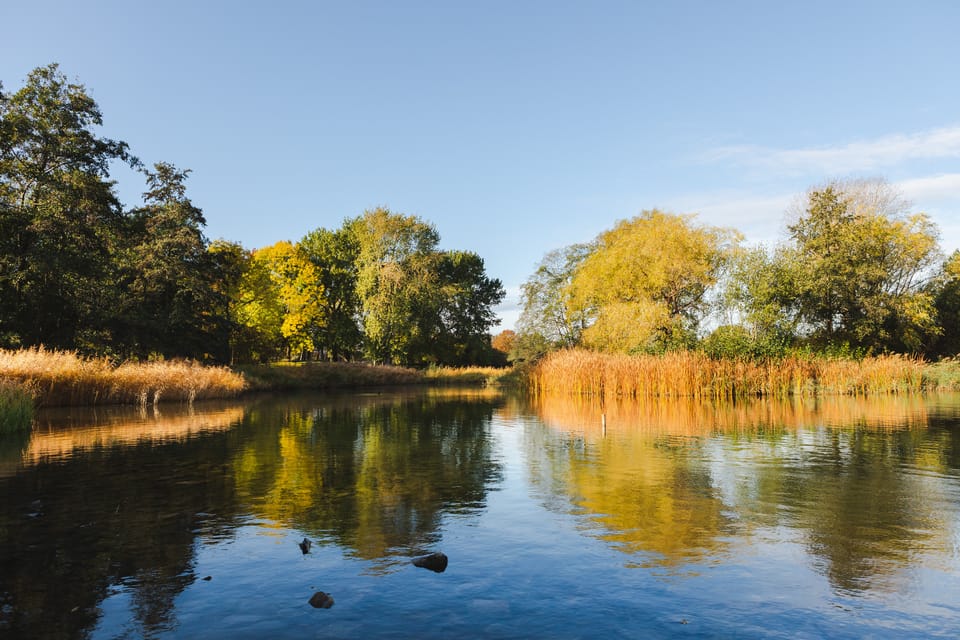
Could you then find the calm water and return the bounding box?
[2,389,960,639]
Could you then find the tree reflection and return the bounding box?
[526,393,960,590]
[232,391,504,570]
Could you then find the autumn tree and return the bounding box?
[567,210,740,353]
[786,180,940,352]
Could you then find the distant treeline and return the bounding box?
[504,181,960,362]
[0,65,505,367]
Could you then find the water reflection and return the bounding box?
[0,390,958,638]
[525,394,960,593]
[0,390,504,638]
[232,390,504,570]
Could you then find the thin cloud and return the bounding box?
[704,126,960,174]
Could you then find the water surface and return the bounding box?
[1,390,959,638]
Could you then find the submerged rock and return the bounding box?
[298,538,312,554]
[412,552,448,573]
[308,591,334,609]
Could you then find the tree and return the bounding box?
[566,210,739,353]
[930,251,960,358]
[515,243,592,359]
[351,208,441,365]
[787,180,940,352]
[0,64,137,351]
[115,163,222,360]
[719,245,801,356]
[250,241,326,359]
[299,225,362,361]
[432,250,505,365]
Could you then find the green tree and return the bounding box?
[115,163,223,360]
[787,180,940,352]
[352,207,441,365]
[514,243,592,360]
[567,210,739,353]
[299,225,363,361]
[719,245,801,356]
[930,251,960,358]
[432,250,505,365]
[0,64,137,351]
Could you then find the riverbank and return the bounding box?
[530,349,960,398]
[0,348,514,416]
[0,348,246,410]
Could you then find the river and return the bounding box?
[1,389,959,638]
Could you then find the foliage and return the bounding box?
[115,163,227,360]
[352,208,441,365]
[929,251,960,358]
[785,180,940,352]
[0,64,137,351]
[516,243,592,355]
[299,225,363,361]
[566,210,740,353]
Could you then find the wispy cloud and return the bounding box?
[703,126,960,174]
[897,172,960,202]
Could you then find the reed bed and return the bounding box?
[530,349,925,399]
[0,347,247,407]
[0,379,35,433]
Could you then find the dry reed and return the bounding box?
[0,347,247,407]
[530,349,924,399]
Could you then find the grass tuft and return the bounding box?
[0,379,35,433]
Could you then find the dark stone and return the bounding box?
[308,591,334,609]
[298,538,312,554]
[412,552,448,573]
[202,576,212,581]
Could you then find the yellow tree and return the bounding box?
[567,210,740,353]
[236,241,325,359]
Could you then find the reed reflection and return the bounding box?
[526,393,960,591]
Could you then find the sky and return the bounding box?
[3,0,959,330]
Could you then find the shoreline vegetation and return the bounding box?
[2,346,960,433]
[530,349,960,398]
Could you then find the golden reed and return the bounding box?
[0,347,247,407]
[529,349,924,398]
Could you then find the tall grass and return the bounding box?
[0,379,35,433]
[0,347,247,407]
[530,349,925,399]
[922,358,960,391]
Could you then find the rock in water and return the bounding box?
[308,591,334,609]
[412,552,448,573]
[298,538,312,554]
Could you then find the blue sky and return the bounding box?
[3,1,959,330]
